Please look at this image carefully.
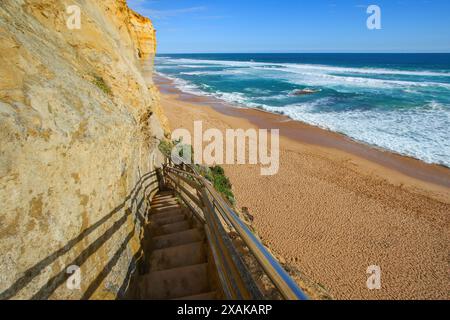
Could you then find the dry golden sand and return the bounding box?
[158,88,450,300]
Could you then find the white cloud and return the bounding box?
[127,1,207,20]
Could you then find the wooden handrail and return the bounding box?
[161,155,308,300]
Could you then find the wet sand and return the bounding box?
[155,75,450,300]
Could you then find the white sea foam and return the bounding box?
[157,57,450,77]
[214,91,249,105]
[157,72,207,96]
[179,71,221,76]
[178,64,211,68]
[263,101,450,166]
[279,63,450,77]
[179,69,246,76]
[243,88,273,95]
[157,71,255,106]
[157,57,450,92]
[255,93,292,101]
[426,100,448,111]
[155,58,450,167]
[250,66,450,90]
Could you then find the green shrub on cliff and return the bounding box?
[92,75,112,96]
[159,140,235,205]
[197,165,235,205]
[158,139,174,157]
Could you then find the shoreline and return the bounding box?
[155,73,450,190]
[153,72,450,299]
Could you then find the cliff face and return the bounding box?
[128,10,157,62]
[0,0,168,299]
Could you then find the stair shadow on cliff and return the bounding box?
[80,178,162,300]
[0,169,162,300]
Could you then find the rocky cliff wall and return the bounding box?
[0,0,168,299]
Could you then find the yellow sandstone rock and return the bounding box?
[0,0,168,299]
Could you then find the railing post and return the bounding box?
[160,153,308,300]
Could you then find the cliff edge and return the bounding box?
[0,0,168,299]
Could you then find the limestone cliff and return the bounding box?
[0,0,169,299]
[128,9,157,61]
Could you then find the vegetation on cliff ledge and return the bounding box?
[197,165,235,205]
[158,139,235,204]
[92,75,112,96]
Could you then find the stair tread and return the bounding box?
[151,205,182,213]
[153,192,175,197]
[151,209,184,220]
[131,191,214,300]
[138,263,210,300]
[152,214,186,226]
[153,229,204,249]
[152,200,176,204]
[154,220,191,236]
[149,242,206,271]
[151,203,179,209]
[151,198,178,203]
[153,193,175,198]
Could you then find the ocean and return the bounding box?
[155,53,450,167]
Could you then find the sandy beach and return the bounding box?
[155,75,450,300]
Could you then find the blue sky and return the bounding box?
[128,0,450,53]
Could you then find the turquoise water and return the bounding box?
[155,54,450,167]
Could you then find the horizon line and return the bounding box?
[156,51,450,55]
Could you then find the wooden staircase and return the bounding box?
[124,163,308,300]
[132,191,218,300]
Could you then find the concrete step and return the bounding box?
[174,291,217,300]
[138,263,210,300]
[153,229,204,250]
[154,221,191,236]
[149,242,206,271]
